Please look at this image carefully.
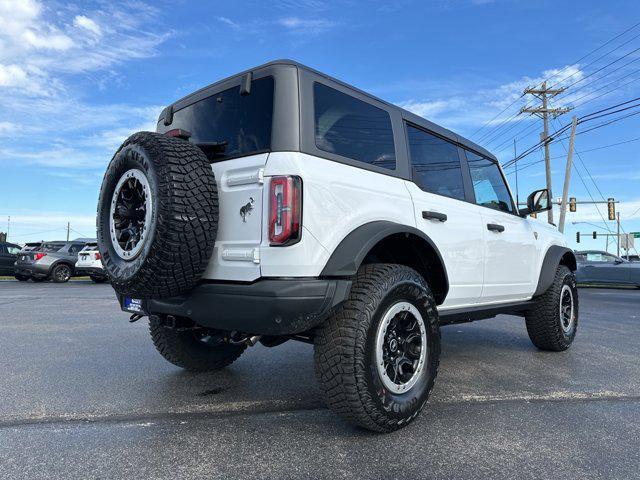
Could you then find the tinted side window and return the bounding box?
[406,125,466,201]
[466,151,514,213]
[7,246,20,254]
[68,244,83,254]
[313,83,395,170]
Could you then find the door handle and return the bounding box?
[487,223,505,232]
[422,211,447,222]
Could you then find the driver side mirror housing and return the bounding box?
[519,188,551,217]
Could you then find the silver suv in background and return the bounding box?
[14,240,89,283]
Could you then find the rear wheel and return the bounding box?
[525,265,578,351]
[51,264,72,283]
[314,264,440,432]
[149,316,246,372]
[15,275,30,281]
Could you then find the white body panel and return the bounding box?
[476,207,538,303]
[76,248,103,270]
[404,182,484,308]
[201,150,567,307]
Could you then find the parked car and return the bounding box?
[0,242,22,276]
[75,242,107,283]
[96,60,578,432]
[575,250,640,287]
[13,242,42,281]
[14,240,88,282]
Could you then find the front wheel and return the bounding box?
[314,264,440,433]
[149,316,246,372]
[525,265,579,351]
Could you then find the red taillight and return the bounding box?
[34,252,46,261]
[95,252,101,260]
[269,175,302,246]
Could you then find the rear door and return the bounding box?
[157,74,276,282]
[404,124,484,308]
[464,150,537,302]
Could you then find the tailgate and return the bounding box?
[203,153,268,281]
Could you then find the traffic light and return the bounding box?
[593,231,597,239]
[576,232,580,243]
[569,197,577,212]
[608,198,616,221]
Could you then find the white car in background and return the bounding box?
[75,242,107,283]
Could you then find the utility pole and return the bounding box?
[558,116,578,233]
[6,216,9,242]
[66,222,70,242]
[521,81,572,225]
[617,212,621,257]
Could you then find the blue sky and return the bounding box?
[1,0,640,254]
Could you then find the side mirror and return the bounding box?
[519,188,551,217]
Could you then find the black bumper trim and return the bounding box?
[143,278,352,335]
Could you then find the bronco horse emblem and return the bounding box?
[240,197,255,222]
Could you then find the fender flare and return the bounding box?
[320,221,449,296]
[533,245,577,296]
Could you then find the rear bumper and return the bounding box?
[14,263,49,277]
[76,267,105,277]
[137,278,352,335]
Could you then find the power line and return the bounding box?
[504,136,640,173]
[481,22,640,149]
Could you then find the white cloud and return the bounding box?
[73,15,102,37]
[277,16,337,34]
[0,1,168,96]
[216,16,240,30]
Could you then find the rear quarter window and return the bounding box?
[313,83,396,170]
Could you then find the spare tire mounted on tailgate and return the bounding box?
[97,131,218,298]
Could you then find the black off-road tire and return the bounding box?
[525,265,578,351]
[15,275,30,282]
[149,316,246,372]
[314,264,440,433]
[51,264,72,283]
[97,131,218,299]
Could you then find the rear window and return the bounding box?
[168,76,274,161]
[40,243,65,252]
[313,83,396,170]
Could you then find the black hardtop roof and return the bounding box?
[164,59,496,161]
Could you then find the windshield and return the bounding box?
[166,76,274,162]
[81,244,98,252]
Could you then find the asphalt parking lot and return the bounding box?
[0,281,639,479]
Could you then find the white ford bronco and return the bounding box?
[97,60,578,432]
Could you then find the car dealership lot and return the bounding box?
[0,281,638,479]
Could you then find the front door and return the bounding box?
[465,151,537,302]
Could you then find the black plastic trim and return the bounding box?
[534,245,577,296]
[143,278,352,335]
[320,221,449,296]
[439,300,535,325]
